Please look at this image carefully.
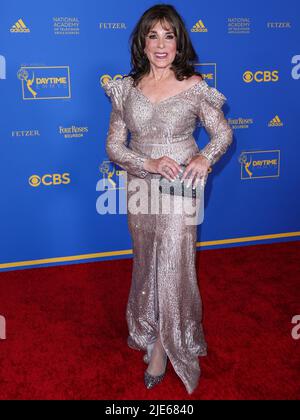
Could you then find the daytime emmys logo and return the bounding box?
[0,315,6,340]
[291,315,300,340]
[96,171,205,226]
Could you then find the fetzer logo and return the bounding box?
[10,18,30,33]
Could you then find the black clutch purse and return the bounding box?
[158,164,207,199]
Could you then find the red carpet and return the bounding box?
[0,240,299,400]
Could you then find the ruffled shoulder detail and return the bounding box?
[197,79,227,109]
[102,77,121,96]
[102,77,127,113]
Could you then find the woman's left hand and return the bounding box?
[181,155,211,188]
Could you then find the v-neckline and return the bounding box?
[131,76,205,106]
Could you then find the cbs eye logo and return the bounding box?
[29,173,71,187]
[243,70,279,83]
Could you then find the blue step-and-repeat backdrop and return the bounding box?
[1,0,299,272]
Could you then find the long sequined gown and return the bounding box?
[103,75,233,394]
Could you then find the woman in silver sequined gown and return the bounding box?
[102,5,233,394]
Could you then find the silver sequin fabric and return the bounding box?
[103,75,233,394]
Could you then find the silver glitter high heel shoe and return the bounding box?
[144,351,168,389]
[143,342,155,364]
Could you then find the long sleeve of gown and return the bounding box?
[103,78,150,178]
[195,83,233,167]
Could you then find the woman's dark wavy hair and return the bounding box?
[127,4,203,86]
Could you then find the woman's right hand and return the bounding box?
[143,156,182,181]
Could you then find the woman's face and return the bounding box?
[144,20,177,70]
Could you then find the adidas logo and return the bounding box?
[191,20,208,32]
[268,115,283,127]
[10,18,30,33]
